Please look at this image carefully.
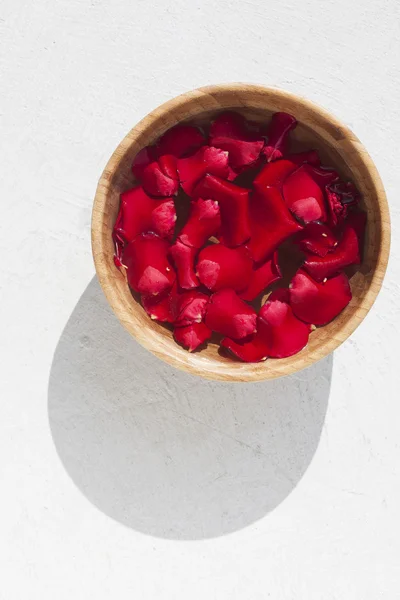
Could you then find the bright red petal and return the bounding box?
[239,251,281,301]
[123,232,175,296]
[248,186,302,263]
[289,269,352,325]
[205,289,257,339]
[174,322,212,352]
[197,244,253,292]
[193,175,250,247]
[169,240,199,289]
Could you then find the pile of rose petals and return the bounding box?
[113,111,366,362]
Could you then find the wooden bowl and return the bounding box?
[92,84,390,382]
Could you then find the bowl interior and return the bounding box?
[93,86,389,381]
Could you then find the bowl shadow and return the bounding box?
[48,277,332,540]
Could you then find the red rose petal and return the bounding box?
[142,290,175,323]
[174,290,209,327]
[178,198,221,248]
[220,335,269,363]
[263,112,297,162]
[193,174,250,247]
[115,186,176,243]
[177,146,230,195]
[303,211,366,281]
[197,244,253,292]
[295,221,337,257]
[158,154,179,180]
[253,159,297,189]
[174,322,212,352]
[248,186,303,263]
[282,164,329,222]
[122,232,175,296]
[131,145,158,179]
[209,111,265,170]
[157,125,205,158]
[142,161,179,197]
[326,181,360,227]
[205,289,257,339]
[239,251,281,301]
[289,269,352,325]
[169,239,199,289]
[256,299,311,358]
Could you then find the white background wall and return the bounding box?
[1,0,400,598]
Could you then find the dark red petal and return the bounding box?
[193,175,250,247]
[178,198,221,248]
[286,150,321,166]
[248,186,303,263]
[169,239,199,289]
[257,299,310,358]
[326,181,360,227]
[174,290,209,327]
[268,287,290,303]
[282,164,329,223]
[239,251,281,301]
[115,186,176,243]
[197,244,253,292]
[263,112,297,162]
[303,211,366,281]
[157,125,205,158]
[209,111,248,139]
[177,146,230,195]
[295,221,337,257]
[174,322,212,352]
[142,161,179,197]
[289,269,352,325]
[122,232,175,296]
[205,289,257,339]
[131,145,158,179]
[253,159,297,189]
[212,137,264,171]
[220,335,269,363]
[210,111,265,170]
[142,290,175,323]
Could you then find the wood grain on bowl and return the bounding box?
[91,84,390,382]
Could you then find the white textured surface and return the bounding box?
[1,0,399,597]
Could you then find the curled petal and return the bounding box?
[122,232,175,296]
[205,289,257,340]
[115,186,176,244]
[174,322,212,352]
[295,221,337,257]
[178,198,221,248]
[209,111,265,170]
[263,112,297,162]
[174,290,209,327]
[177,146,230,195]
[326,181,360,227]
[193,174,250,247]
[239,251,281,301]
[248,186,302,263]
[142,160,179,197]
[303,211,366,281]
[169,239,199,289]
[289,269,352,326]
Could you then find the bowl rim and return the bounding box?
[91,83,391,381]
